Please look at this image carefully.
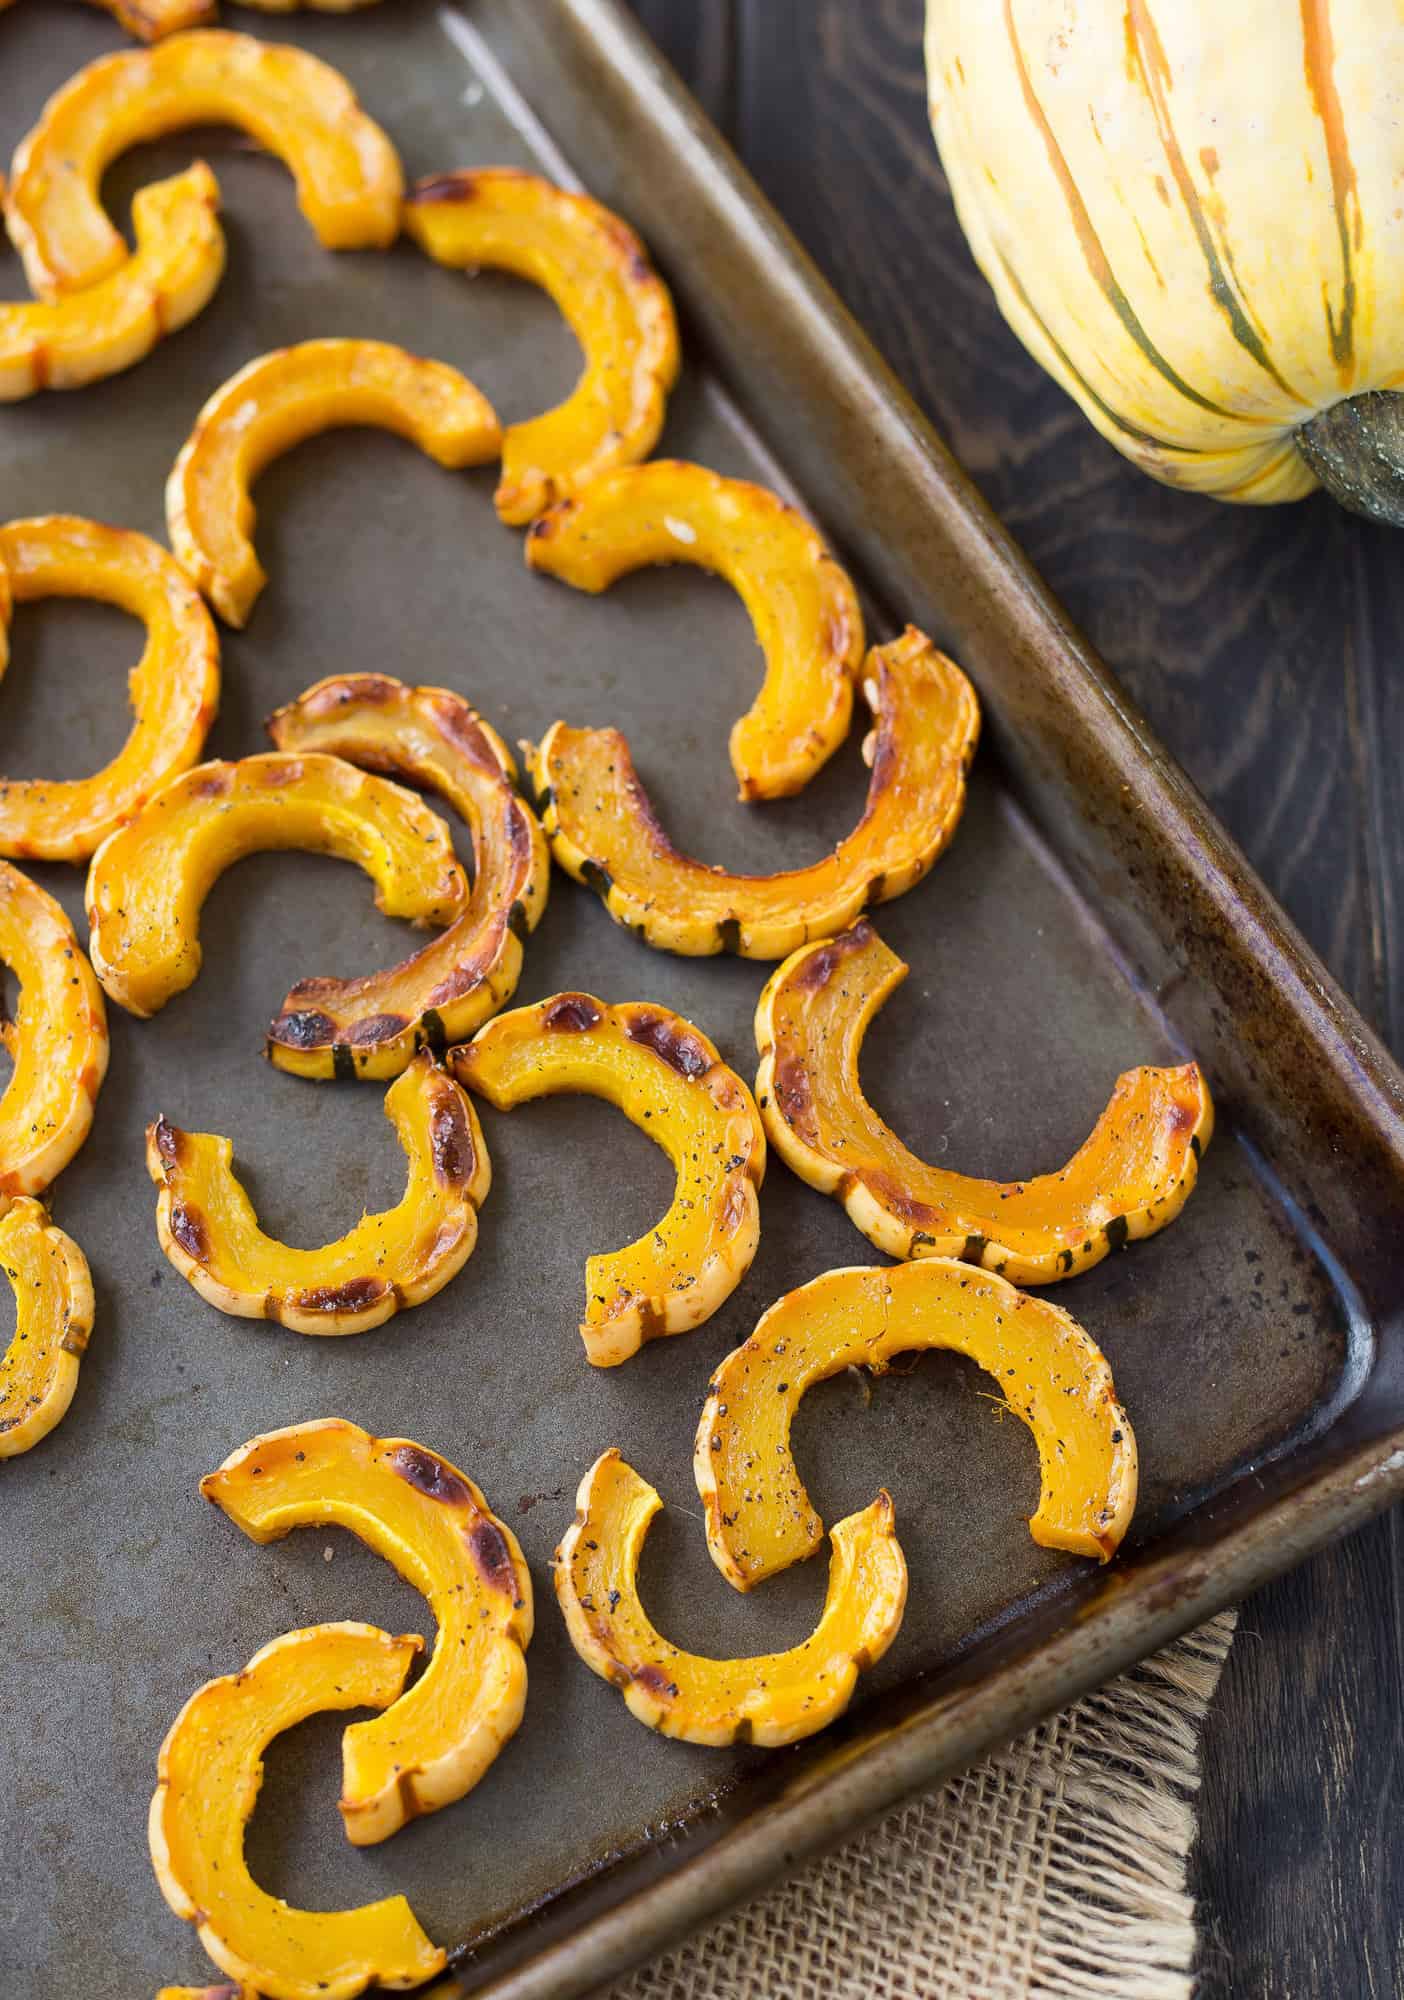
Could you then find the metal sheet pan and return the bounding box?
[2,4,1401,1996]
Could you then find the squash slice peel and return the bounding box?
[0,1197,94,1459]
[86,751,467,1019]
[696,1260,1137,1591]
[147,1052,489,1334]
[265,675,549,1079]
[0,515,220,861]
[0,164,224,401]
[527,460,864,800]
[204,1419,532,1844]
[148,1622,446,2000]
[555,1450,906,1746]
[531,624,980,957]
[450,994,764,1366]
[405,168,680,526]
[167,341,501,628]
[756,920,1212,1281]
[0,861,108,1201]
[6,31,403,300]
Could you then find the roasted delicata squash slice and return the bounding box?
[149,1622,446,2000]
[451,994,764,1366]
[0,165,224,401]
[0,516,220,861]
[532,624,980,957]
[697,1260,1137,1592]
[527,461,864,800]
[405,168,680,527]
[555,1450,906,1746]
[147,1053,488,1335]
[0,1198,94,1459]
[167,340,501,628]
[204,1419,532,1844]
[86,751,466,1019]
[756,921,1213,1283]
[265,675,549,1079]
[0,861,108,1202]
[6,32,403,301]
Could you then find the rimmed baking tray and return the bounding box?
[2,4,1402,1996]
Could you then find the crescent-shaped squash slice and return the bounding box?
[756,921,1213,1283]
[6,32,403,301]
[450,994,764,1366]
[555,1450,906,1746]
[526,461,864,801]
[0,1197,94,1459]
[0,164,224,402]
[0,861,108,1202]
[405,168,680,528]
[149,1622,446,2000]
[86,751,467,1019]
[0,516,220,862]
[531,625,979,957]
[147,1053,488,1335]
[696,1260,1137,1592]
[264,675,549,1080]
[167,341,502,628]
[203,1419,532,1845]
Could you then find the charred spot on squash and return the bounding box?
[168,1199,209,1263]
[543,994,604,1033]
[388,1442,475,1508]
[290,1275,390,1318]
[624,1007,712,1079]
[429,1094,476,1187]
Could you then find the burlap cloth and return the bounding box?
[615,1612,1236,2000]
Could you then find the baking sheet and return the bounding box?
[0,5,1398,1997]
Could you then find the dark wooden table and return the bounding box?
[626,4,1404,1994]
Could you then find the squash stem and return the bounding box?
[1297,392,1404,526]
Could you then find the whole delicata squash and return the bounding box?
[405,168,680,527]
[167,341,502,628]
[0,1197,94,1459]
[450,994,765,1366]
[86,752,467,1020]
[531,625,980,958]
[204,1420,532,1845]
[147,1053,489,1335]
[696,1261,1137,1593]
[0,165,224,401]
[0,861,108,1202]
[756,920,1212,1282]
[925,0,1404,524]
[0,516,219,862]
[265,675,549,1080]
[149,1622,446,2000]
[527,460,864,801]
[6,32,403,300]
[555,1450,907,1746]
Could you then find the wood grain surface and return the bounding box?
[628,2,1404,1995]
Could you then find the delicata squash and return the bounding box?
[265,675,549,1079]
[450,994,764,1366]
[167,340,502,628]
[147,1053,489,1334]
[531,625,980,958]
[149,1622,446,2000]
[204,1420,532,1844]
[86,752,466,1019]
[405,168,680,527]
[527,461,864,801]
[0,1198,94,1459]
[555,1450,907,1746]
[0,165,224,401]
[0,516,219,861]
[5,32,403,301]
[756,921,1212,1282]
[0,861,108,1202]
[697,1260,1137,1591]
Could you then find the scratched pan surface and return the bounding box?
[2,5,1403,1998]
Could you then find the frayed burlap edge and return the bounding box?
[614,1611,1236,2000]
